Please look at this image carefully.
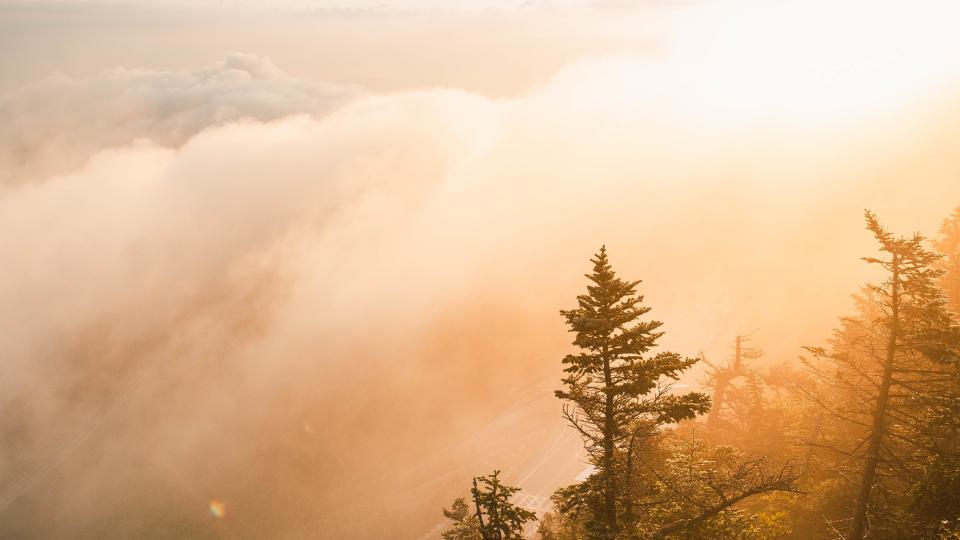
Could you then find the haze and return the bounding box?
[2,1,960,538]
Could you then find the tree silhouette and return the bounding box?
[470,470,536,540]
[556,246,710,538]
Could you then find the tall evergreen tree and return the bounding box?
[846,211,955,539]
[802,211,955,539]
[555,246,710,538]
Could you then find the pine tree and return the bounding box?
[441,497,483,540]
[555,246,710,538]
[470,471,536,540]
[846,211,954,539]
[802,211,955,539]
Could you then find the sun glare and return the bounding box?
[662,1,960,129]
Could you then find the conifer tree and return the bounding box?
[470,471,536,540]
[555,246,710,538]
[441,498,483,540]
[846,211,954,539]
[803,211,955,539]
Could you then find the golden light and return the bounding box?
[661,0,960,130]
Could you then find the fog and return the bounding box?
[0,52,360,184]
[2,1,960,538]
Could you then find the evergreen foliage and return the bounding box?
[802,211,959,539]
[470,470,537,540]
[555,246,710,537]
[441,208,960,540]
[441,497,483,540]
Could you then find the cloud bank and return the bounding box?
[0,52,360,184]
[3,43,960,538]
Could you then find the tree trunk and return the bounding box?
[623,427,640,530]
[706,373,730,430]
[490,479,501,540]
[849,254,899,540]
[601,344,617,539]
[473,478,490,540]
[706,336,742,430]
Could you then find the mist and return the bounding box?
[3,1,960,538]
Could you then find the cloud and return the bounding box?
[0,52,361,184]
[2,48,960,538]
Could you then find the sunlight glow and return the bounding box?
[664,1,960,129]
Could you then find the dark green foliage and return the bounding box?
[470,470,537,540]
[555,246,710,538]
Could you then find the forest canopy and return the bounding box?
[442,207,960,540]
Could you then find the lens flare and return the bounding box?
[208,499,226,518]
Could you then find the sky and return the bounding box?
[2,1,960,538]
